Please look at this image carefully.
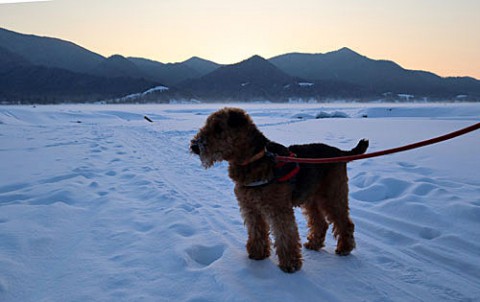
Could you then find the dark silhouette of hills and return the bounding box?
[1,27,479,103]
[182,56,220,76]
[0,45,159,104]
[0,27,219,86]
[127,56,220,85]
[94,55,146,79]
[179,55,291,101]
[0,46,31,68]
[0,27,104,74]
[269,48,480,98]
[179,55,367,102]
[0,65,159,104]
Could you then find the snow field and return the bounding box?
[0,103,479,301]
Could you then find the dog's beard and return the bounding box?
[191,136,228,168]
[199,152,223,168]
[196,144,222,168]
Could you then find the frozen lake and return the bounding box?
[0,103,479,301]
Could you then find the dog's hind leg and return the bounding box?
[302,200,329,251]
[322,165,356,256]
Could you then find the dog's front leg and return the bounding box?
[269,207,303,273]
[235,188,271,260]
[243,210,271,260]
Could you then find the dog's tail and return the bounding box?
[344,139,369,156]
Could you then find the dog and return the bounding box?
[190,107,368,273]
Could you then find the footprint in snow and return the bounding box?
[418,227,441,240]
[168,223,196,237]
[133,221,155,233]
[105,171,117,176]
[351,178,411,202]
[176,203,202,213]
[375,255,405,271]
[186,244,225,268]
[412,182,438,196]
[397,161,433,176]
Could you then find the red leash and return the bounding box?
[275,122,480,164]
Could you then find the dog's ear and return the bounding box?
[227,110,248,128]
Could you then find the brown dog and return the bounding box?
[190,107,368,273]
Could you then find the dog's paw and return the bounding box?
[279,258,303,273]
[247,243,270,260]
[335,249,352,256]
[248,251,270,261]
[335,235,356,256]
[304,241,325,251]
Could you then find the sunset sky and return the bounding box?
[1,0,479,79]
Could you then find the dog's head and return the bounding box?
[190,107,266,168]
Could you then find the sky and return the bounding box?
[0,0,479,79]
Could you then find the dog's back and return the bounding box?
[288,140,368,204]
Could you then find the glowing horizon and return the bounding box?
[1,0,479,79]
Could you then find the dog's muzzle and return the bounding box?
[190,138,204,155]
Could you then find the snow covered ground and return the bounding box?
[0,103,479,302]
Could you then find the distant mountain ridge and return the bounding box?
[0,45,158,103]
[179,55,299,101]
[269,48,473,97]
[127,56,220,86]
[179,55,368,101]
[0,27,104,74]
[1,27,479,104]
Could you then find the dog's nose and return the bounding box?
[190,140,200,155]
[191,143,200,155]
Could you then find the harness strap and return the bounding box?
[276,164,300,182]
[274,151,300,182]
[244,151,300,187]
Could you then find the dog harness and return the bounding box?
[244,151,300,188]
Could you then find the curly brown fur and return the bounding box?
[191,107,368,273]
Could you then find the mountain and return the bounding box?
[0,63,159,104]
[1,27,479,103]
[179,55,296,101]
[0,27,219,84]
[0,28,167,103]
[0,46,31,68]
[181,56,220,76]
[193,55,297,88]
[127,56,220,86]
[269,48,480,98]
[0,37,161,103]
[179,55,367,101]
[127,57,196,85]
[0,27,104,74]
[94,55,146,79]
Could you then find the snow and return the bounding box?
[0,103,479,302]
[143,86,169,94]
[298,82,314,87]
[119,85,170,101]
